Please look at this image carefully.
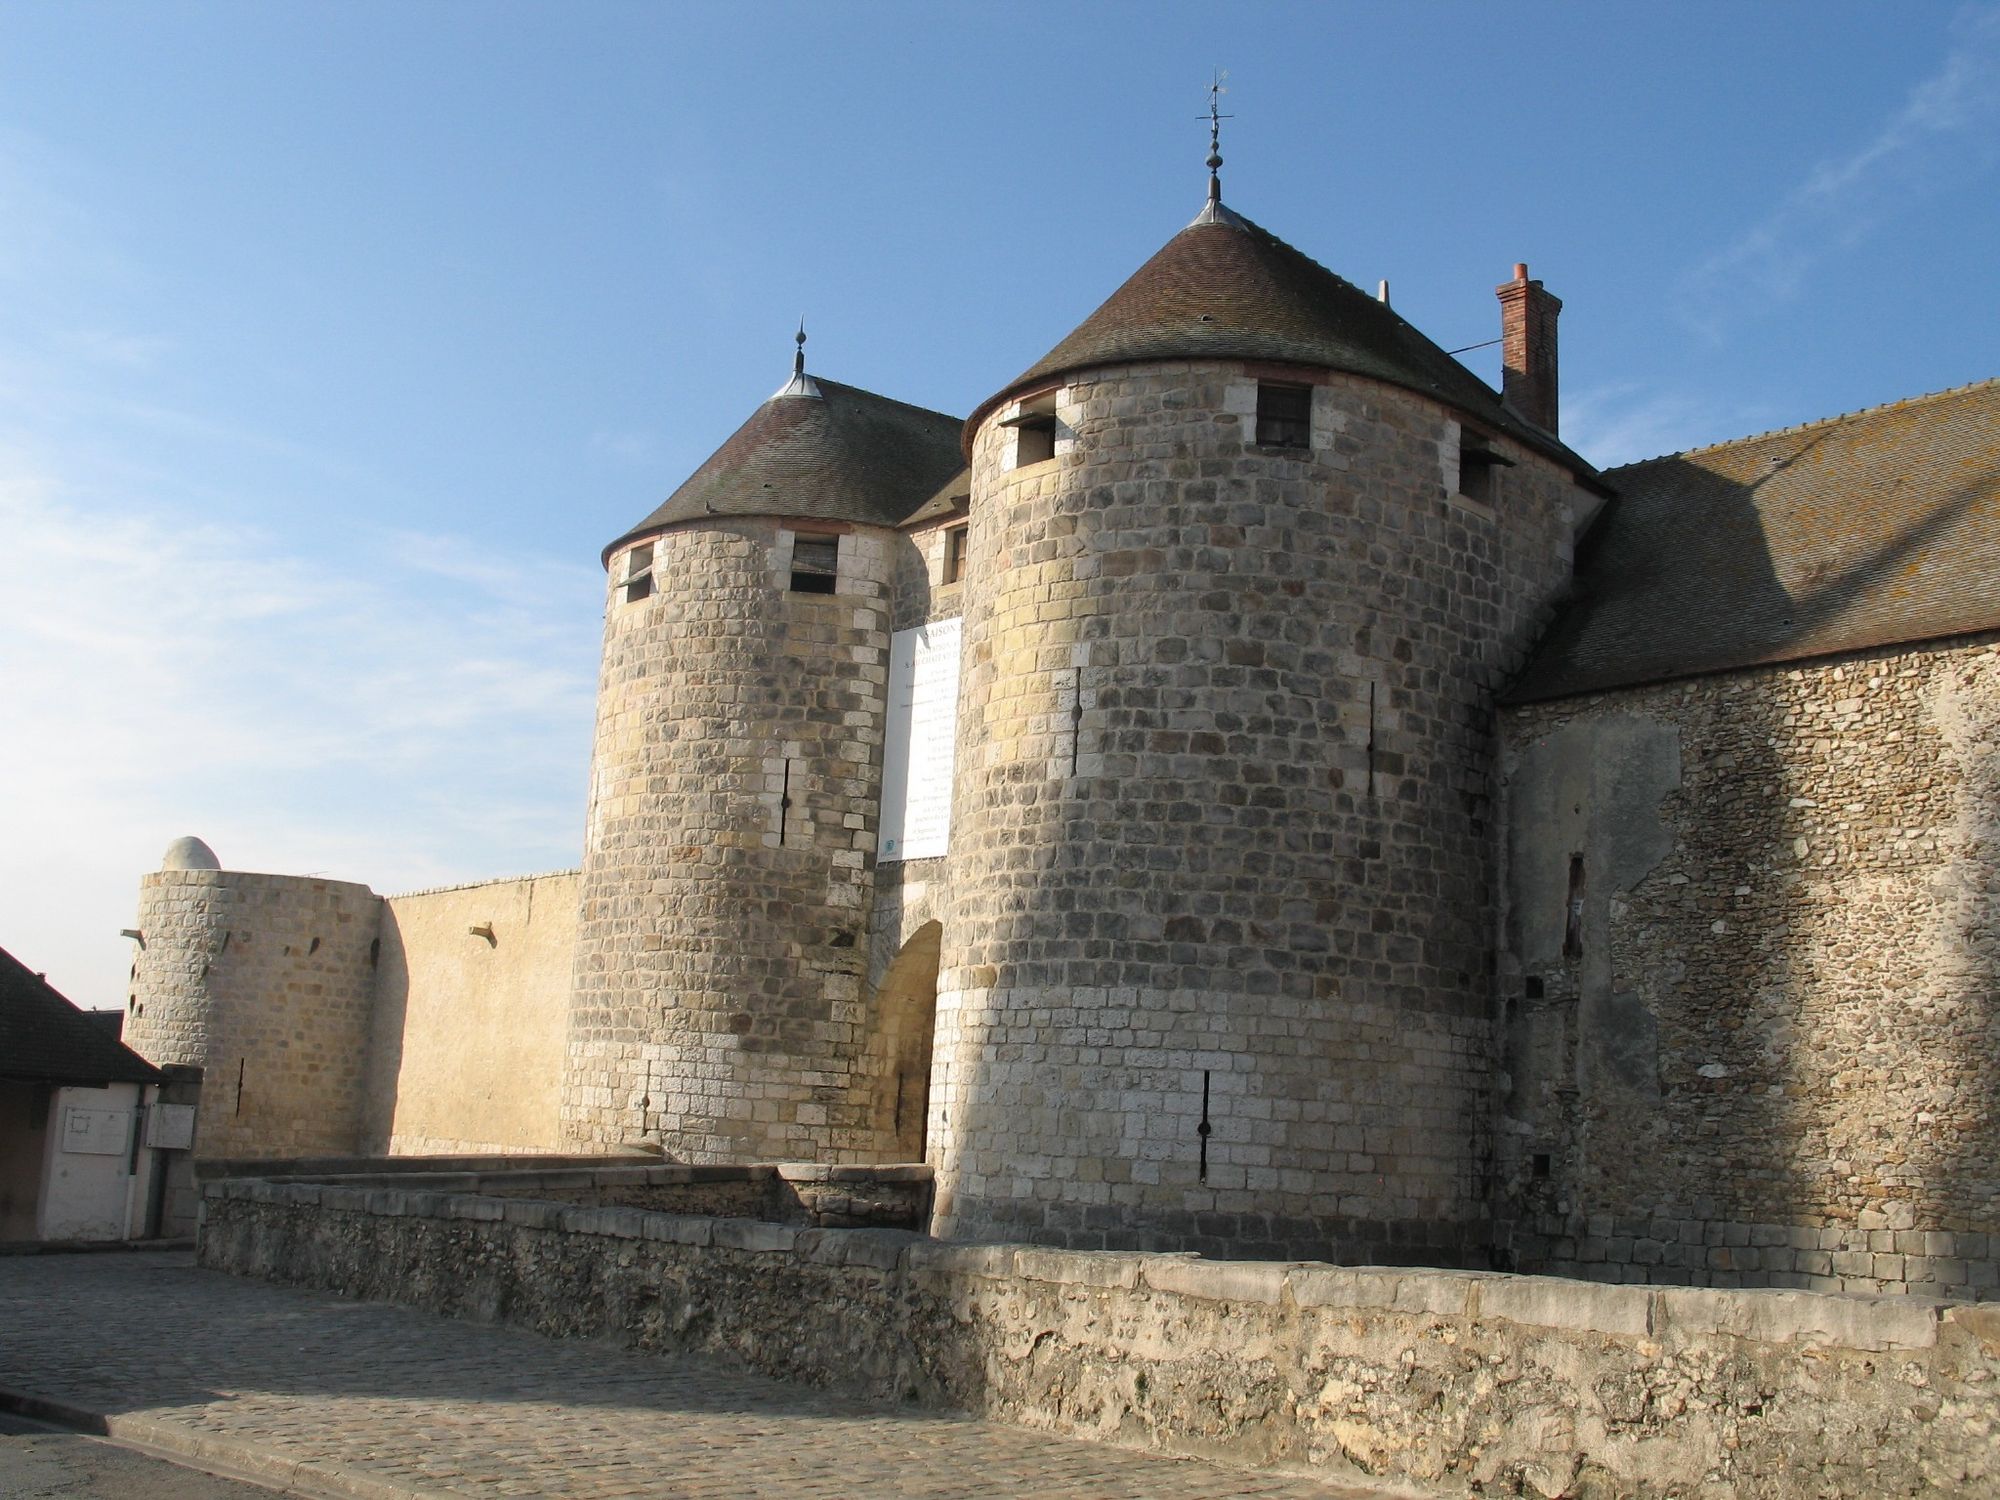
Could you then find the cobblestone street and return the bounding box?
[0,1252,1398,1499]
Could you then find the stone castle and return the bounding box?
[121,160,2000,1299]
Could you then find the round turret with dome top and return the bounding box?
[564,334,964,1160]
[926,170,1603,1259]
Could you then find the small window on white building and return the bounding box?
[622,542,655,603]
[789,534,840,594]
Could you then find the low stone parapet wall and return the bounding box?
[198,1160,931,1231]
[198,1181,1998,1497]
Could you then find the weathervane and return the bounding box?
[794,317,807,378]
[1202,69,1232,205]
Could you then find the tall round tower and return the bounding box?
[564,347,964,1160]
[928,191,1605,1261]
[125,838,381,1159]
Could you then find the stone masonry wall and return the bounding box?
[127,870,380,1159]
[566,519,902,1162]
[201,1182,2000,1499]
[362,872,577,1156]
[932,361,1596,1258]
[1498,635,2000,1299]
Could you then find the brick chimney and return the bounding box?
[1496,262,1561,436]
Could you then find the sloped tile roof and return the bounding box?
[0,946,161,1087]
[605,376,966,561]
[1510,379,2000,702]
[969,204,1601,484]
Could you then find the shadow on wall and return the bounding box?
[360,904,408,1155]
[868,922,940,1163]
[1502,443,2000,1284]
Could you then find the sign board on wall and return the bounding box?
[879,617,961,862]
[61,1107,131,1156]
[145,1104,198,1151]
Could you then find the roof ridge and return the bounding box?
[1607,375,2000,472]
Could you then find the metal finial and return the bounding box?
[1202,69,1232,205]
[794,318,807,377]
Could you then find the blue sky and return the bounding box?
[3,2,1997,1007]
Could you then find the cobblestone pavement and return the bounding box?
[0,1252,1401,1499]
[1,1409,284,1498]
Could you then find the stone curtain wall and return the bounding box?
[566,520,901,1161]
[199,1183,2000,1499]
[362,872,578,1156]
[127,870,380,1159]
[1499,636,2000,1297]
[932,362,1593,1258]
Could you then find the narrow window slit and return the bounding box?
[779,759,793,846]
[1197,1070,1213,1183]
[1069,673,1083,777]
[1366,681,1378,791]
[1563,854,1586,959]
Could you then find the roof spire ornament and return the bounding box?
[773,316,822,401]
[1204,69,1231,206]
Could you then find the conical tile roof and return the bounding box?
[606,376,965,561]
[971,205,1597,479]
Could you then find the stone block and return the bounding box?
[1013,1247,1142,1290]
[1141,1256,1286,1305]
[1478,1276,1653,1337]
[596,1208,647,1240]
[501,1198,565,1231]
[901,1241,1022,1280]
[712,1218,799,1253]
[1655,1286,1939,1351]
[640,1213,712,1247]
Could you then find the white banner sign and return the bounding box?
[879,617,961,863]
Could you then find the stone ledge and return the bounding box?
[711,1219,798,1253]
[1286,1265,1489,1317]
[1655,1284,1940,1351]
[1476,1274,1655,1338]
[1142,1257,1285,1306]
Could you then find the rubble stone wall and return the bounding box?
[1499,636,2000,1298]
[200,1182,2000,1499]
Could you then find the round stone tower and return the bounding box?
[126,838,381,1159]
[564,348,964,1159]
[927,192,1603,1261]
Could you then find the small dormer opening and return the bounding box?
[789,533,840,595]
[622,542,655,604]
[1458,431,1512,504]
[942,524,969,585]
[1004,392,1058,468]
[1255,382,1312,448]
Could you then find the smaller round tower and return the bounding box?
[126,839,382,1159]
[563,340,965,1161]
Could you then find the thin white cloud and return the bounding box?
[588,427,659,463]
[1681,4,2000,340]
[1561,382,1777,469]
[0,457,598,1012]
